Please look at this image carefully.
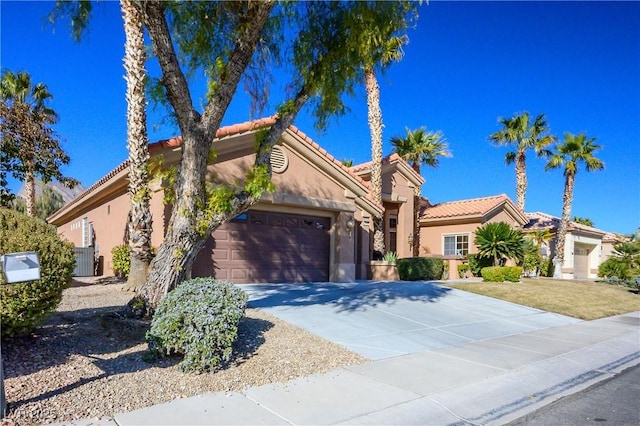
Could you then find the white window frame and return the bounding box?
[443,233,470,256]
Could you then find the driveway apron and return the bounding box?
[241,280,581,360]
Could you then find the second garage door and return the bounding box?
[195,210,331,283]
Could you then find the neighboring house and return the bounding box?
[418,194,529,279]
[601,232,627,261]
[350,153,424,258]
[48,118,421,284]
[524,212,607,280]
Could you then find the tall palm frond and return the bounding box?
[489,111,555,211]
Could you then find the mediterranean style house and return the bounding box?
[417,193,616,280]
[418,194,529,279]
[48,118,422,284]
[524,212,607,280]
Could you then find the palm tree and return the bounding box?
[121,0,153,291]
[391,127,451,256]
[355,2,414,257]
[474,222,525,267]
[545,132,604,276]
[489,112,555,212]
[1,70,74,217]
[530,228,554,258]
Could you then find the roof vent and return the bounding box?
[270,145,288,174]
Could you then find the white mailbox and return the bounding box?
[1,252,41,284]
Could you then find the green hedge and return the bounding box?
[0,208,75,337]
[481,266,505,282]
[481,266,522,283]
[504,266,523,282]
[397,257,444,281]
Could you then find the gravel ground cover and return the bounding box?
[1,277,368,426]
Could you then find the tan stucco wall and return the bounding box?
[382,168,417,259]
[485,209,523,228]
[420,221,479,256]
[57,191,136,275]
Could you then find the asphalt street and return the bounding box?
[508,363,640,426]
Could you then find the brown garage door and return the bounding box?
[194,211,331,283]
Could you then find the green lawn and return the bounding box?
[444,278,640,320]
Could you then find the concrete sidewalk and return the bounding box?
[101,311,639,426]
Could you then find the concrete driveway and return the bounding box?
[241,280,582,360]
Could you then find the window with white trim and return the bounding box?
[443,234,469,256]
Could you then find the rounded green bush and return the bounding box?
[146,277,248,373]
[0,208,75,337]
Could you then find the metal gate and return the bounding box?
[73,247,94,277]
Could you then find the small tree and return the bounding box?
[474,222,525,267]
[0,70,78,217]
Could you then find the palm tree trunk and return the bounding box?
[412,164,421,257]
[25,171,36,217]
[413,192,420,257]
[515,151,527,211]
[122,0,152,291]
[554,172,575,277]
[365,67,384,256]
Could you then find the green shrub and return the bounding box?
[382,251,398,262]
[397,257,444,281]
[0,208,75,337]
[539,258,554,277]
[457,264,470,278]
[504,266,522,282]
[481,266,505,282]
[146,277,248,373]
[522,252,542,277]
[599,258,629,280]
[467,253,493,277]
[111,244,130,277]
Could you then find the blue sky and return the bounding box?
[2,1,638,234]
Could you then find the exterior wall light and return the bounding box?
[345,217,355,237]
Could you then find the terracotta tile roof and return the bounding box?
[420,193,512,220]
[148,116,278,153]
[602,232,623,243]
[350,153,414,176]
[52,117,383,219]
[351,154,398,174]
[524,212,606,236]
